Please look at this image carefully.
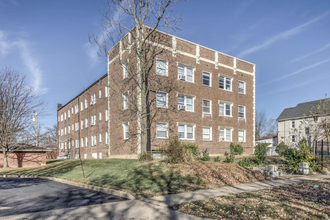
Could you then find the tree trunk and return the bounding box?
[2,146,8,168]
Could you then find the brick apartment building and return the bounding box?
[57,28,255,159]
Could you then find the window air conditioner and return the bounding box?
[178,75,185,81]
[178,105,186,110]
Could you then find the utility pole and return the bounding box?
[33,111,38,147]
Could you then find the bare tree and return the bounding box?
[255,110,277,140]
[90,0,184,154]
[310,96,330,144]
[0,68,44,168]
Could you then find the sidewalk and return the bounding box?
[3,174,328,220]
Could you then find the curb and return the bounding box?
[0,174,135,200]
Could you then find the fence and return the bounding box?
[311,140,330,170]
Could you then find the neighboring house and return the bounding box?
[277,99,329,148]
[57,27,256,159]
[0,144,53,168]
[256,135,278,155]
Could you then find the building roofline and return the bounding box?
[57,73,107,111]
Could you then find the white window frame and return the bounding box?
[85,118,88,128]
[202,99,212,115]
[123,123,129,140]
[68,110,70,118]
[99,111,102,121]
[202,71,211,87]
[203,126,212,141]
[92,153,97,159]
[178,95,194,112]
[219,75,232,91]
[99,89,102,99]
[81,119,84,129]
[81,101,84,111]
[156,59,168,76]
[99,152,102,159]
[219,102,232,117]
[178,124,195,140]
[64,112,66,120]
[91,135,97,146]
[71,107,74,114]
[219,127,233,142]
[75,139,79,148]
[105,132,109,144]
[72,124,74,131]
[60,114,63,122]
[68,126,70,134]
[85,137,88,147]
[105,109,109,121]
[123,93,129,110]
[91,114,96,126]
[85,98,88,109]
[123,62,128,79]
[75,104,79,114]
[156,91,168,108]
[238,105,246,119]
[178,64,194,83]
[91,93,96,105]
[238,81,246,94]
[81,138,84,148]
[105,86,109,98]
[238,129,246,142]
[156,122,168,139]
[99,133,102,143]
[64,127,67,135]
[75,122,79,131]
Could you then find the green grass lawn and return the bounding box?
[0,159,203,198]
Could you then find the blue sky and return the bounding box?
[1,0,330,130]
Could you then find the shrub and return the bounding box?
[239,157,253,168]
[283,138,314,170]
[230,143,244,155]
[159,137,193,163]
[283,148,297,168]
[276,141,288,157]
[201,149,211,161]
[182,142,200,160]
[254,143,268,165]
[214,156,221,162]
[138,151,153,162]
[224,151,235,163]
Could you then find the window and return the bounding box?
[81,138,84,147]
[85,137,88,147]
[75,122,79,131]
[91,114,96,126]
[178,95,194,111]
[123,93,129,110]
[178,124,194,140]
[72,124,74,131]
[105,109,109,121]
[203,127,212,141]
[81,101,84,111]
[85,98,88,109]
[123,62,128,79]
[238,105,245,119]
[71,107,73,114]
[105,132,109,144]
[68,110,70,118]
[92,153,97,159]
[202,72,211,86]
[64,112,66,120]
[99,153,102,159]
[75,139,79,148]
[99,112,102,121]
[156,59,168,76]
[178,65,194,82]
[64,142,67,149]
[68,126,70,134]
[91,135,97,146]
[60,129,63,136]
[64,127,67,135]
[71,140,74,147]
[292,135,295,142]
[85,118,88,128]
[202,100,211,114]
[219,127,232,141]
[99,89,102,99]
[81,119,84,129]
[156,91,168,108]
[91,93,96,105]
[292,121,295,128]
[105,86,109,98]
[156,122,168,138]
[99,133,102,143]
[84,154,87,159]
[123,123,129,139]
[238,81,245,94]
[238,130,246,142]
[60,114,63,122]
[219,76,232,91]
[219,102,232,116]
[305,127,310,135]
[75,104,79,114]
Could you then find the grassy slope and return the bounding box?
[0,159,268,199]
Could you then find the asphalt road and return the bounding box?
[0,177,127,218]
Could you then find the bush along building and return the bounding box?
[277,98,330,148]
[57,27,255,159]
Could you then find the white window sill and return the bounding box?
[179,138,195,141]
[219,88,232,92]
[156,137,169,139]
[177,78,195,84]
[219,115,232,118]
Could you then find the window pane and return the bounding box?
[157,131,167,138]
[219,128,224,140]
[203,100,210,113]
[219,103,224,115]
[187,125,193,133]
[226,78,231,90]
[156,92,167,107]
[186,67,193,82]
[156,60,167,76]
[178,66,184,75]
[202,72,210,86]
[226,104,231,116]
[219,76,224,89]
[186,97,193,111]
[178,95,184,105]
[226,129,231,141]
[239,81,245,93]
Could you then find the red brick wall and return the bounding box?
[46,149,58,159]
[0,152,47,168]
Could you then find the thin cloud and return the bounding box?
[237,12,329,58]
[260,74,330,97]
[259,57,330,87]
[290,43,330,63]
[0,30,46,94]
